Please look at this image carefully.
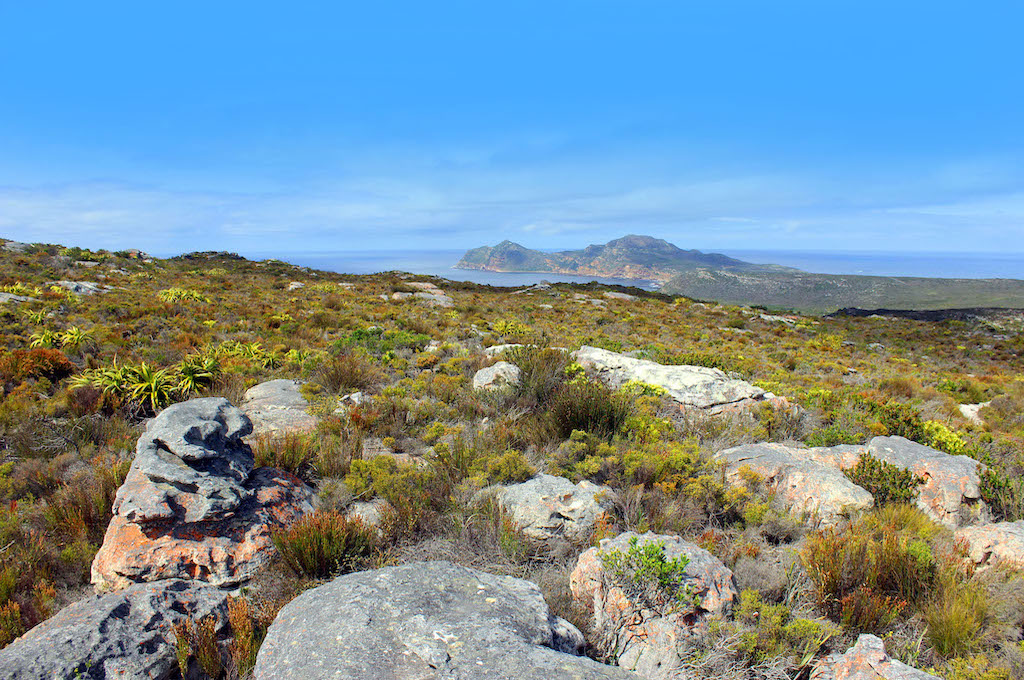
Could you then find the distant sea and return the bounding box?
[237,249,1024,290]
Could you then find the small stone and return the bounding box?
[472,361,523,390]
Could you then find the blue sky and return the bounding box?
[1,1,1022,255]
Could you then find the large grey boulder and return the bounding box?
[956,521,1024,569]
[472,361,523,390]
[92,397,314,590]
[240,379,317,437]
[573,345,765,412]
[867,436,988,528]
[571,532,739,680]
[495,474,614,543]
[253,561,633,680]
[0,580,227,680]
[811,634,938,680]
[0,292,37,303]
[717,443,874,525]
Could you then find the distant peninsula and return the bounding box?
[457,235,1024,313]
[454,234,793,283]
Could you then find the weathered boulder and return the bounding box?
[867,436,988,528]
[959,401,990,425]
[603,291,636,301]
[472,361,523,390]
[92,398,315,590]
[495,474,614,543]
[253,561,633,680]
[811,634,938,680]
[956,521,1024,569]
[0,579,227,680]
[49,280,105,295]
[287,281,305,290]
[571,532,738,679]
[717,443,873,525]
[240,379,317,437]
[0,292,37,303]
[574,345,766,412]
[484,343,524,357]
[414,290,454,307]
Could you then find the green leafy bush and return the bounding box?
[843,453,924,506]
[600,536,694,613]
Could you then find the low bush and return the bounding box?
[548,379,633,440]
[0,348,75,384]
[313,351,382,393]
[843,453,924,506]
[272,510,378,579]
[600,536,694,614]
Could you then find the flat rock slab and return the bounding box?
[253,561,633,680]
[49,280,106,295]
[956,521,1024,569]
[811,634,937,680]
[0,580,227,680]
[717,443,873,525]
[496,474,614,543]
[573,345,765,412]
[240,379,317,437]
[571,532,738,680]
[473,361,523,390]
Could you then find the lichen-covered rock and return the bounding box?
[496,474,614,543]
[0,580,228,680]
[867,436,989,528]
[811,634,938,680]
[472,361,523,390]
[253,561,633,680]
[49,280,106,295]
[92,398,315,590]
[717,443,873,525]
[571,532,739,679]
[240,379,316,437]
[574,345,765,412]
[956,521,1024,569]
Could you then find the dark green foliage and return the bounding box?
[335,327,430,358]
[844,453,924,506]
[506,345,570,406]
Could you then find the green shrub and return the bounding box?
[336,327,430,358]
[485,450,535,485]
[548,379,633,440]
[843,453,924,506]
[507,345,570,406]
[600,536,694,614]
[272,510,377,579]
[733,589,839,666]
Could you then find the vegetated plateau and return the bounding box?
[1,236,1023,680]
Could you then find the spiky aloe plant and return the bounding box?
[29,329,59,348]
[60,326,96,353]
[177,355,220,395]
[129,363,179,412]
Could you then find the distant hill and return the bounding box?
[456,235,792,282]
[661,268,1024,314]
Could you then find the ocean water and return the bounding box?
[243,248,1024,288]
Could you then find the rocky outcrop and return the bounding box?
[717,438,988,529]
[571,532,738,679]
[956,521,1024,569]
[811,634,938,680]
[49,280,106,295]
[240,379,316,437]
[867,436,988,528]
[92,397,315,590]
[717,443,873,525]
[573,345,767,412]
[0,580,227,680]
[959,402,990,425]
[472,361,523,390]
[495,474,614,543]
[484,343,524,356]
[253,561,633,680]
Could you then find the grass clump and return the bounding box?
[272,510,378,579]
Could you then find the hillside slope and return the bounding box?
[662,268,1024,313]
